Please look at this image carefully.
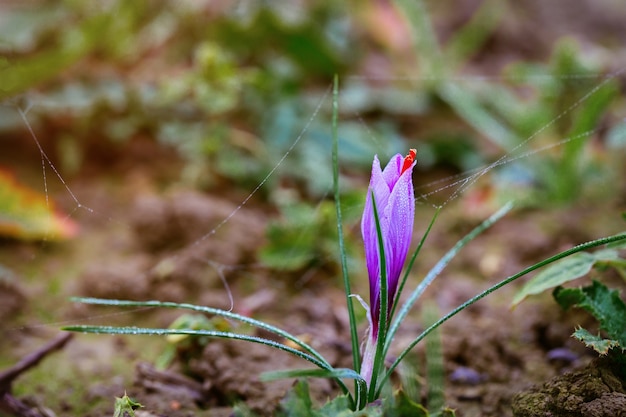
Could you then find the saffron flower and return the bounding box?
[360,149,416,385]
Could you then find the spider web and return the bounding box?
[6,66,623,332]
[1,3,625,338]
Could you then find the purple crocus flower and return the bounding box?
[360,149,416,384]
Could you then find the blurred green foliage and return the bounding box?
[4,0,622,204]
[1,0,625,264]
[488,40,620,204]
[260,191,362,273]
[0,0,376,191]
[156,313,233,372]
[394,0,625,205]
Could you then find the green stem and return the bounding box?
[332,75,361,381]
[366,190,388,401]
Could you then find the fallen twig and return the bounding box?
[0,332,73,417]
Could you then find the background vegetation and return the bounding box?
[1,1,625,415]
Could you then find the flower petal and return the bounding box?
[384,167,415,298]
[382,153,403,190]
[361,152,416,329]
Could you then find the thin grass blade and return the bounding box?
[67,298,329,367]
[389,206,441,328]
[385,202,513,354]
[332,74,360,375]
[63,325,327,366]
[377,232,626,397]
[263,367,367,410]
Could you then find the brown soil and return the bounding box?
[1,156,624,417]
[512,356,626,417]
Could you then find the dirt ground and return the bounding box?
[1,134,624,417]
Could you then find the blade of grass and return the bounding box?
[377,231,626,397]
[68,297,355,405]
[393,0,442,78]
[261,367,366,403]
[443,0,505,70]
[389,206,442,329]
[332,75,361,410]
[67,298,329,367]
[64,325,330,371]
[394,0,519,151]
[385,202,513,355]
[332,75,360,377]
[262,367,364,381]
[438,83,520,151]
[396,358,421,408]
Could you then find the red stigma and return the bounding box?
[401,149,417,174]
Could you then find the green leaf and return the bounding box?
[393,390,429,417]
[232,403,259,417]
[356,403,384,417]
[277,380,317,417]
[572,327,620,355]
[113,393,142,417]
[261,368,364,384]
[259,202,345,271]
[438,408,457,417]
[318,396,354,417]
[65,298,329,368]
[0,48,84,100]
[591,248,620,262]
[65,297,355,402]
[554,281,626,347]
[551,286,585,310]
[263,368,365,413]
[333,74,361,400]
[511,252,596,306]
[276,380,383,416]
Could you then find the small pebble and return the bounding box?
[546,347,578,364]
[449,366,485,385]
